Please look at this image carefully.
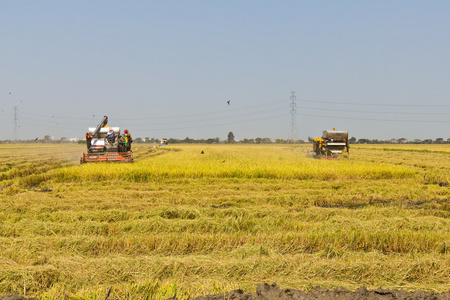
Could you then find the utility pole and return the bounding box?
[289,91,297,143]
[13,106,18,141]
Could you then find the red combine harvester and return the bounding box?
[308,129,349,159]
[81,116,133,164]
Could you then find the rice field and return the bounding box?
[0,143,449,299]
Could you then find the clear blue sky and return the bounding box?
[1,1,450,141]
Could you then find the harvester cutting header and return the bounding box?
[308,129,349,159]
[81,115,133,163]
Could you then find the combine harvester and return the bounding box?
[308,129,349,159]
[160,138,168,146]
[81,115,133,164]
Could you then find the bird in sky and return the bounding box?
[227,100,230,105]
[34,137,38,141]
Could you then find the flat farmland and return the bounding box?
[0,143,449,299]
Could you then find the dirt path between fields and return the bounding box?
[171,283,450,300]
[2,283,450,300]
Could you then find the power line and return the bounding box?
[297,106,450,115]
[10,95,450,140]
[299,113,450,123]
[131,113,287,133]
[297,98,450,107]
[17,97,450,129]
[19,96,450,124]
[19,105,289,126]
[20,100,284,122]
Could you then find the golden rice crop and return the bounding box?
[56,145,416,182]
[0,143,449,299]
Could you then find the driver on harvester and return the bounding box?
[106,129,116,144]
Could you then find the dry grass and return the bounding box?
[0,143,449,299]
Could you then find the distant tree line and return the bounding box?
[126,132,308,144]
[350,137,450,144]
[0,137,305,144]
[0,136,77,144]
[132,135,307,144]
[134,137,287,144]
[2,134,448,145]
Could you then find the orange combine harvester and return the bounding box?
[81,115,133,164]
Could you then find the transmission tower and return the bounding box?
[13,106,18,141]
[289,91,297,143]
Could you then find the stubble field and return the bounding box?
[0,143,449,299]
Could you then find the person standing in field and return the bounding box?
[123,129,132,151]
